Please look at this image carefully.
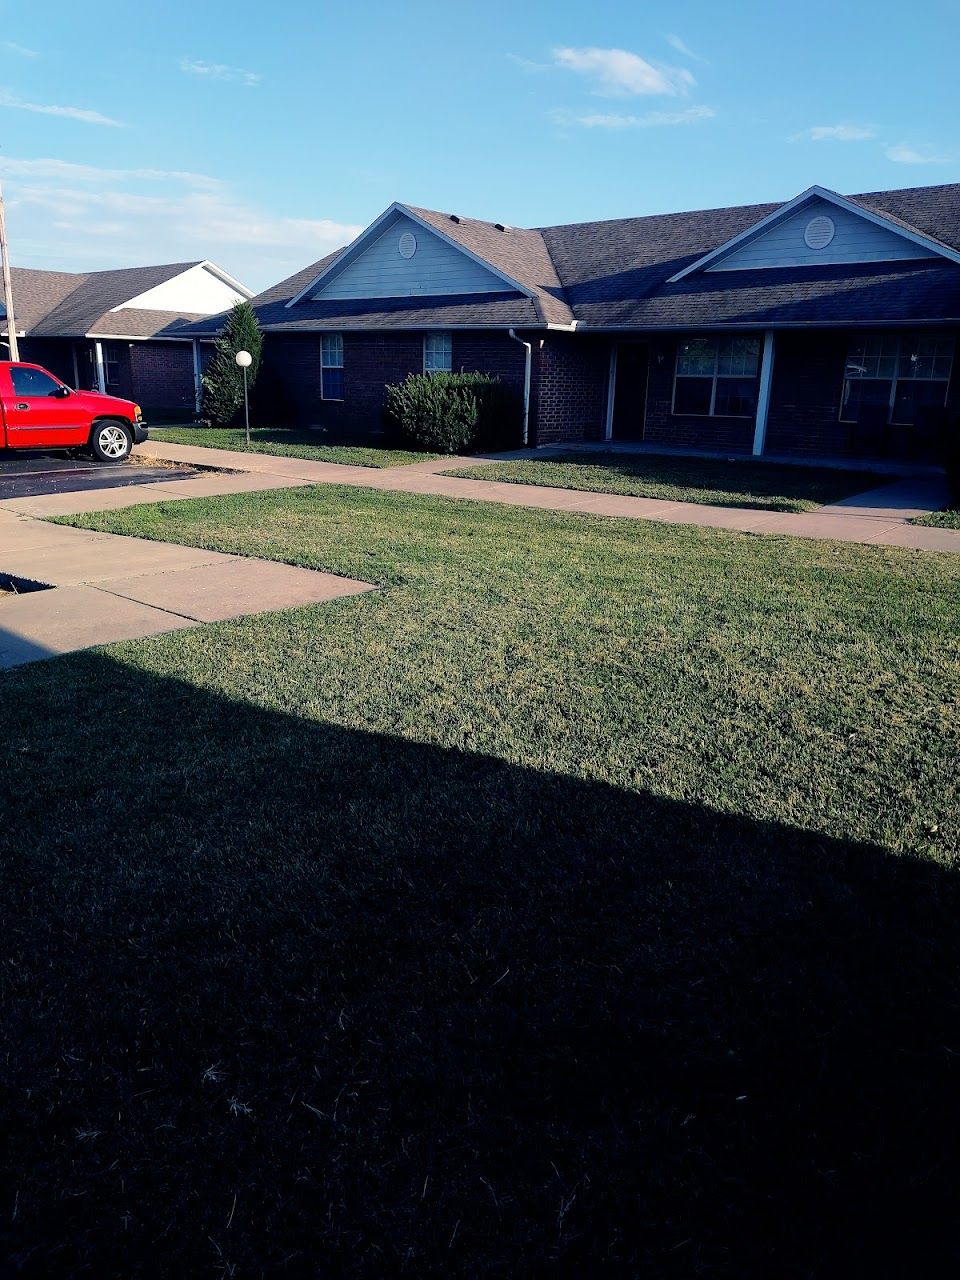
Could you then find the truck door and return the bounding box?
[1,364,89,449]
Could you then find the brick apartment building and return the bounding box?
[2,261,251,419]
[187,183,960,459]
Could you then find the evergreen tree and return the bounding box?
[201,301,263,425]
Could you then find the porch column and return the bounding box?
[192,339,203,414]
[752,330,776,456]
[93,340,106,394]
[604,345,618,440]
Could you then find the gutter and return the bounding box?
[507,328,532,446]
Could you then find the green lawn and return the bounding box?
[447,450,888,512]
[914,507,960,528]
[4,487,959,1276]
[148,424,438,468]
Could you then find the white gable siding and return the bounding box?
[119,264,249,314]
[705,198,937,272]
[313,213,510,300]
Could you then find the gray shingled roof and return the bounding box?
[1,262,213,340]
[184,182,960,338]
[407,206,575,326]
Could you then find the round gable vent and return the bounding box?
[803,214,836,250]
[398,231,417,259]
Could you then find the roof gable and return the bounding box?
[292,204,535,306]
[669,186,960,282]
[117,262,251,313]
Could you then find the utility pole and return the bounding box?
[0,183,19,361]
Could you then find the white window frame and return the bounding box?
[320,333,344,401]
[423,331,452,375]
[672,335,761,418]
[840,332,954,425]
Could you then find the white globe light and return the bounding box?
[235,350,253,368]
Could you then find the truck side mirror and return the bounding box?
[51,385,71,398]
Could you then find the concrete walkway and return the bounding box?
[28,438,953,555]
[0,507,372,669]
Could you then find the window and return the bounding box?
[424,332,452,374]
[841,333,954,426]
[673,335,760,418]
[320,334,344,400]
[102,342,122,391]
[10,366,64,397]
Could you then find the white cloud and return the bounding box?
[793,123,875,142]
[506,52,550,73]
[0,87,122,126]
[0,156,360,290]
[886,142,950,165]
[180,58,261,87]
[664,34,707,63]
[552,46,694,97]
[551,106,715,129]
[0,156,222,189]
[4,41,39,58]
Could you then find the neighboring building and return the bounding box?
[1,261,252,419]
[189,183,960,459]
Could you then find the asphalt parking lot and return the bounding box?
[0,451,195,501]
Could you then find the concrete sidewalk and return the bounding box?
[0,508,373,669]
[61,439,958,555]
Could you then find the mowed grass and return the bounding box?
[915,506,960,528]
[4,486,960,1277]
[148,424,438,468]
[448,449,888,512]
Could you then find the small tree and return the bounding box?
[201,300,263,426]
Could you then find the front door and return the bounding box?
[610,343,649,441]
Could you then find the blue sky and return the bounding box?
[1,0,958,291]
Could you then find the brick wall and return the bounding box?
[261,330,528,434]
[128,342,196,417]
[642,335,756,453]
[534,333,609,445]
[18,338,76,385]
[764,331,849,456]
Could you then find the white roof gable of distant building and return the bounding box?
[288,203,536,306]
[669,185,960,280]
[114,262,253,314]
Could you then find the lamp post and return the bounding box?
[235,349,252,446]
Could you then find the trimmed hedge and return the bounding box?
[385,372,521,454]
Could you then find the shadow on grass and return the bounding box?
[1,648,958,1277]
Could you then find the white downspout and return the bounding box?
[508,328,532,446]
[192,339,203,414]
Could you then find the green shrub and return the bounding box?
[201,301,264,427]
[385,372,521,454]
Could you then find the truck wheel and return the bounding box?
[90,420,132,463]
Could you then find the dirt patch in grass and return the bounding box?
[149,425,439,469]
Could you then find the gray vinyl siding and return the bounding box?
[313,213,512,301]
[706,198,938,272]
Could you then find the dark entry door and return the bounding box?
[611,344,649,441]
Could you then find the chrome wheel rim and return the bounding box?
[98,425,128,459]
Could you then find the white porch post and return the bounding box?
[93,340,106,394]
[752,329,776,456]
[192,339,203,414]
[604,345,618,440]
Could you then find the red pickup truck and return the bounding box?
[0,361,148,462]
